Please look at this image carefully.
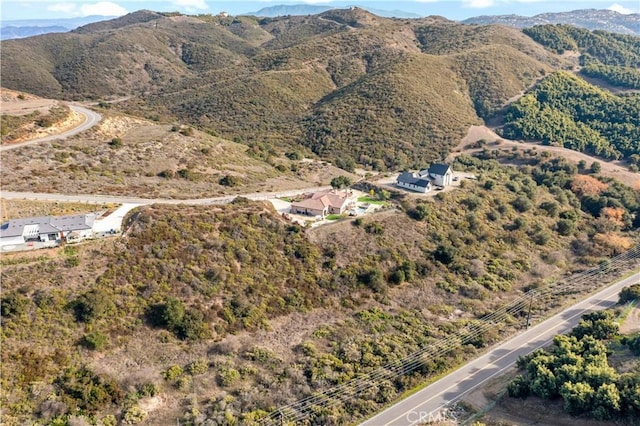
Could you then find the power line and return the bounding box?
[259,245,640,424]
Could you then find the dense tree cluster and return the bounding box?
[581,55,640,90]
[523,25,640,67]
[508,311,640,421]
[619,284,640,304]
[501,71,640,160]
[523,24,640,90]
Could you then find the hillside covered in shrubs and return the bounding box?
[2,154,639,424]
[1,8,571,170]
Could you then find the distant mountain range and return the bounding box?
[1,6,637,41]
[462,9,640,36]
[0,16,116,40]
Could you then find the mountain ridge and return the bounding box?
[462,8,640,36]
[0,15,117,40]
[0,8,572,169]
[249,4,421,19]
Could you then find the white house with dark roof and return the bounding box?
[0,214,96,247]
[396,172,432,193]
[421,163,453,187]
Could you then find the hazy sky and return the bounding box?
[2,0,639,21]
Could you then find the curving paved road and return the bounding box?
[0,105,101,152]
[361,271,640,426]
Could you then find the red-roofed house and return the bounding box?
[290,190,352,217]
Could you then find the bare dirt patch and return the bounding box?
[0,88,58,115]
[483,394,614,426]
[451,125,640,189]
[577,73,640,95]
[460,368,515,416]
[619,305,640,335]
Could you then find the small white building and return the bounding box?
[421,163,453,187]
[396,172,432,193]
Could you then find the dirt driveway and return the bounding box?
[451,125,640,189]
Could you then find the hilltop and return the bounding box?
[0,8,571,170]
[249,4,421,18]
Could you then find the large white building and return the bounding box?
[0,214,96,248]
[420,163,453,187]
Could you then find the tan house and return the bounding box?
[290,190,351,217]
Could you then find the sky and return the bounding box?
[1,0,639,21]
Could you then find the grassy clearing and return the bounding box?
[357,196,386,205]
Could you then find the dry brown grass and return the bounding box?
[1,88,84,144]
[0,199,113,221]
[0,113,352,199]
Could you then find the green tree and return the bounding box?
[560,381,595,415]
[330,176,352,189]
[507,375,530,398]
[531,365,558,399]
[590,161,602,174]
[162,298,186,331]
[556,218,575,236]
[411,204,429,221]
[512,196,533,213]
[81,331,109,350]
[71,290,116,323]
[592,383,621,420]
[220,175,240,187]
[621,334,640,355]
[433,244,457,265]
[619,284,640,304]
[571,311,618,340]
[539,201,559,217]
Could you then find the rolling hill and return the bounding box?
[1,8,571,169]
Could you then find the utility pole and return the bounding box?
[525,291,534,329]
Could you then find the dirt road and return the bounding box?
[0,105,102,152]
[450,126,639,188]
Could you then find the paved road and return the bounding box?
[361,271,640,426]
[0,105,102,152]
[0,186,333,206]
